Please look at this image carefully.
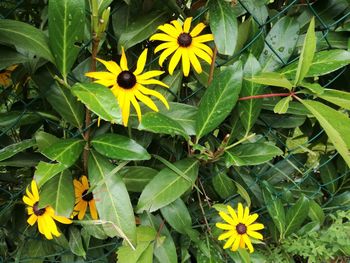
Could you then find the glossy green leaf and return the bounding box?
[46,82,84,128]
[273,96,292,114]
[88,151,136,243]
[300,82,324,95]
[262,100,309,115]
[225,142,283,167]
[71,83,121,124]
[196,62,243,140]
[308,199,325,224]
[319,89,350,110]
[259,17,299,71]
[281,49,350,78]
[0,111,41,128]
[155,70,183,101]
[119,166,158,192]
[209,0,238,55]
[238,54,263,133]
[326,192,350,209]
[118,11,167,51]
[235,181,251,207]
[48,0,85,79]
[284,195,309,237]
[294,17,316,85]
[241,0,268,25]
[247,72,293,90]
[139,112,189,139]
[319,156,338,193]
[212,171,236,199]
[41,139,84,167]
[0,19,54,62]
[91,133,150,160]
[69,227,86,258]
[39,170,74,217]
[35,131,60,152]
[34,162,66,188]
[0,47,29,70]
[0,139,36,162]
[300,100,350,167]
[136,158,199,213]
[160,198,192,235]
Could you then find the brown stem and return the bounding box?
[83,36,100,175]
[208,46,217,85]
[196,179,212,235]
[238,92,295,101]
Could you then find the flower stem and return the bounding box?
[208,45,217,85]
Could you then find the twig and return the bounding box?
[196,179,212,235]
[208,45,217,85]
[238,92,294,101]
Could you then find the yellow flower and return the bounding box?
[150,17,214,77]
[0,65,17,87]
[216,203,264,253]
[85,48,169,126]
[73,175,98,220]
[22,180,72,240]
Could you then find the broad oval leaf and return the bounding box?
[284,195,309,237]
[48,0,85,79]
[247,72,293,90]
[319,155,338,194]
[0,47,29,70]
[69,227,86,258]
[273,96,292,114]
[319,89,350,110]
[209,0,238,55]
[0,19,53,62]
[225,142,283,167]
[39,170,74,217]
[119,166,158,192]
[0,139,36,162]
[34,162,66,187]
[212,171,236,199]
[91,133,151,161]
[88,151,136,243]
[196,62,243,140]
[35,131,60,152]
[71,83,121,124]
[308,199,325,225]
[136,158,199,213]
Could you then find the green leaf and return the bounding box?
[69,227,86,258]
[160,198,192,235]
[0,139,36,162]
[284,195,309,237]
[300,81,324,95]
[238,54,263,133]
[326,192,350,209]
[71,83,121,124]
[319,89,350,110]
[247,72,293,90]
[212,171,236,199]
[39,170,74,217]
[259,17,300,71]
[41,139,84,167]
[208,0,238,55]
[91,133,150,161]
[262,181,286,238]
[300,100,350,167]
[35,131,60,152]
[34,162,66,188]
[0,111,41,128]
[136,158,199,213]
[0,19,54,62]
[0,47,29,70]
[46,82,84,128]
[235,181,251,207]
[308,199,325,225]
[281,50,350,78]
[262,100,309,115]
[139,112,189,139]
[119,166,158,192]
[118,11,167,51]
[196,62,243,140]
[319,156,338,194]
[48,0,85,79]
[273,96,292,114]
[225,142,283,167]
[294,17,316,85]
[155,70,183,101]
[88,151,136,243]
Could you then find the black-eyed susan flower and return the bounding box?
[150,17,214,77]
[216,203,264,253]
[23,180,72,240]
[85,48,169,126]
[0,65,17,87]
[73,175,98,220]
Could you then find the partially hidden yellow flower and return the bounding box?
[150,17,214,77]
[85,48,169,126]
[73,175,98,220]
[23,180,72,240]
[216,203,264,253]
[0,64,18,87]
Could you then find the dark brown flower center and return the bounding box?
[117,71,136,89]
[236,223,247,234]
[178,33,192,47]
[33,202,46,216]
[82,190,94,202]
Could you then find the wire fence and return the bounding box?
[1,0,350,262]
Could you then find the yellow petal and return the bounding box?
[74,199,85,211]
[130,94,142,122]
[37,217,46,237]
[26,186,35,201]
[150,33,176,42]
[243,206,250,222]
[81,175,89,189]
[73,179,84,192]
[53,214,73,224]
[218,230,235,241]
[27,214,37,226]
[96,58,121,75]
[223,232,238,249]
[237,203,244,221]
[121,93,131,126]
[138,85,169,109]
[134,48,148,76]
[242,234,254,253]
[219,211,235,225]
[138,78,169,88]
[193,34,214,43]
[46,214,60,237]
[27,207,34,215]
[155,42,178,54]
[192,41,213,57]
[231,235,241,251]
[120,47,128,71]
[247,229,263,240]
[192,46,212,65]
[78,200,87,220]
[188,49,202,74]
[117,88,125,108]
[246,213,259,225]
[137,70,164,80]
[89,200,98,220]
[216,222,234,230]
[158,24,179,38]
[85,71,115,80]
[168,48,182,75]
[94,79,115,87]
[227,205,239,223]
[181,48,190,77]
[190,22,206,37]
[159,46,178,66]
[183,17,192,33]
[248,223,264,231]
[23,195,35,207]
[240,235,246,248]
[170,20,183,33]
[135,90,159,112]
[31,180,39,201]
[41,215,53,240]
